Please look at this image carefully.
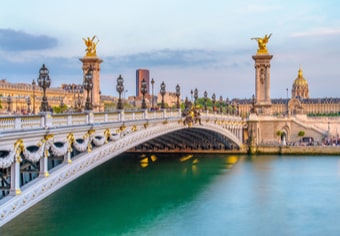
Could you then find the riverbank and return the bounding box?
[128,145,340,155]
[252,145,340,155]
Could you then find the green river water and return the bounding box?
[1,153,340,236]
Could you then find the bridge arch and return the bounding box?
[0,118,245,226]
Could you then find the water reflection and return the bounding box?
[2,154,340,236]
[139,154,158,168]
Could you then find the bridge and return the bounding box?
[0,109,245,226]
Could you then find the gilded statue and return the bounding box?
[251,33,272,54]
[82,35,99,57]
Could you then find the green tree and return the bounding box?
[298,130,305,137]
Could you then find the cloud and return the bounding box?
[0,29,58,51]
[104,48,251,71]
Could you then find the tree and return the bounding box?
[276,130,282,137]
[298,130,305,137]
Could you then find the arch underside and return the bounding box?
[130,128,241,152]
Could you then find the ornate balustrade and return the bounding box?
[0,110,182,132]
[0,109,245,226]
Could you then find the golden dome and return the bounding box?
[293,67,308,86]
[291,66,310,99]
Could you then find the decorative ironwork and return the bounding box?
[151,78,155,110]
[212,93,216,112]
[32,79,36,114]
[116,75,124,110]
[141,78,147,109]
[83,65,93,111]
[37,64,51,112]
[7,95,11,113]
[160,81,166,109]
[194,88,198,106]
[204,91,208,112]
[176,84,180,109]
[219,95,223,113]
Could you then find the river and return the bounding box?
[1,153,340,236]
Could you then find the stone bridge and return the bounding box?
[0,109,246,226]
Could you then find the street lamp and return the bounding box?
[141,78,147,109]
[116,74,124,110]
[27,96,31,114]
[194,88,198,107]
[212,93,216,112]
[190,89,193,102]
[160,81,166,109]
[175,84,180,109]
[7,95,11,113]
[83,65,93,111]
[219,95,223,113]
[226,97,229,115]
[37,64,51,112]
[65,84,83,110]
[32,79,36,114]
[203,91,208,112]
[77,88,84,111]
[151,78,155,110]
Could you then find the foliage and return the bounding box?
[276,130,282,136]
[298,130,305,137]
[308,112,340,117]
[53,105,68,114]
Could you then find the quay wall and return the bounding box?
[254,145,340,155]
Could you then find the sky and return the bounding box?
[0,0,340,100]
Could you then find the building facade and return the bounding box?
[136,69,150,97]
[237,67,340,117]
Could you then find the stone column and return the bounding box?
[10,161,21,195]
[79,57,103,112]
[64,152,72,164]
[39,155,49,177]
[252,54,273,115]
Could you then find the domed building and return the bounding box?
[291,67,309,99]
[237,66,340,117]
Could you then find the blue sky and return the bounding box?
[0,0,340,99]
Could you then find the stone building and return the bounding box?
[291,67,309,99]
[0,79,72,114]
[237,67,340,117]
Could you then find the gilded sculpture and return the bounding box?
[82,35,99,57]
[251,33,272,54]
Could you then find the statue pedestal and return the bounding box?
[80,56,103,112]
[252,53,273,115]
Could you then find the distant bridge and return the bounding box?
[0,109,246,226]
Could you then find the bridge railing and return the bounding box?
[0,109,184,132]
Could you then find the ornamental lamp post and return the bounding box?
[141,78,147,109]
[212,93,216,112]
[160,81,166,109]
[37,64,51,112]
[203,91,208,112]
[27,96,31,114]
[7,95,11,113]
[175,84,180,109]
[219,95,223,113]
[151,78,155,110]
[32,79,36,114]
[226,97,229,115]
[194,88,198,107]
[77,87,84,111]
[83,65,93,111]
[116,74,124,110]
